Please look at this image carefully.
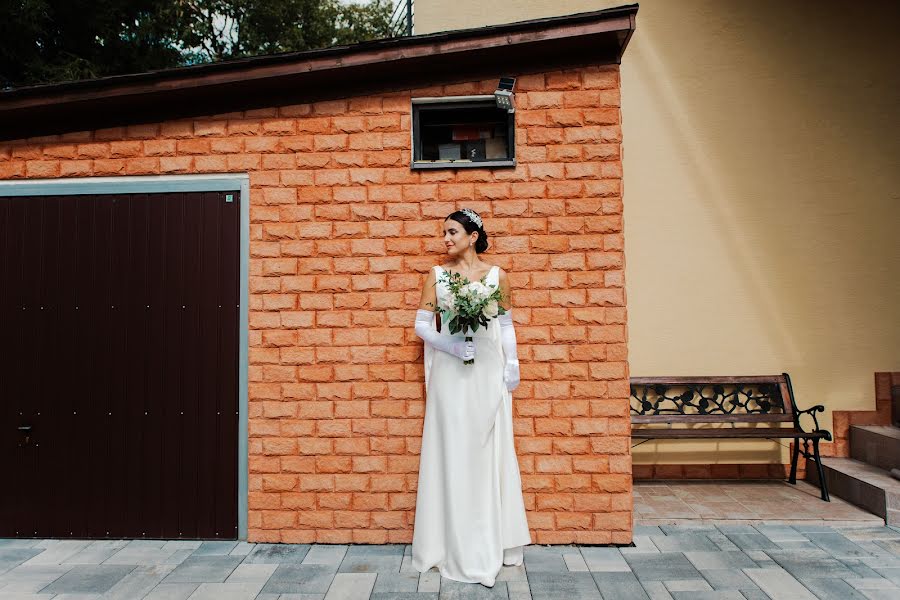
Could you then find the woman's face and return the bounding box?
[443,218,476,255]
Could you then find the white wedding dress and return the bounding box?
[411,265,532,587]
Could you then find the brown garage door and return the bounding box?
[0,191,239,539]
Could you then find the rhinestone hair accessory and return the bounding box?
[460,208,483,228]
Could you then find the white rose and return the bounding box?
[438,294,456,312]
[483,300,499,318]
[462,281,490,300]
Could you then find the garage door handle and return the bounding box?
[18,425,31,432]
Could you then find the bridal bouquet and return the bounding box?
[429,269,507,365]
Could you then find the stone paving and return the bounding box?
[634,480,883,524]
[3,522,900,599]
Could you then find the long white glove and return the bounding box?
[498,311,520,391]
[414,309,476,361]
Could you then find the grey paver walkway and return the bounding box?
[2,523,900,599]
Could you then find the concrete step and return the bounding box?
[807,457,900,525]
[850,425,900,470]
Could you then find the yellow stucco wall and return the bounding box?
[416,0,900,464]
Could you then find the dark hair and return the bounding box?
[446,210,489,254]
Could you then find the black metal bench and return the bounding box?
[630,373,832,501]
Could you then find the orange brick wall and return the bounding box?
[0,64,632,544]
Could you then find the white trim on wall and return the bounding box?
[0,173,251,540]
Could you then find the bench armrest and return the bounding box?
[795,404,832,441]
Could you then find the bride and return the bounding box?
[410,208,532,587]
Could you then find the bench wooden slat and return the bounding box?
[631,427,829,439]
[631,375,789,385]
[632,414,792,424]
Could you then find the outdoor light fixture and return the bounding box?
[494,76,516,113]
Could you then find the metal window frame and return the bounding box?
[410,95,516,170]
[0,173,251,540]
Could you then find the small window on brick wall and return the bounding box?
[411,96,515,170]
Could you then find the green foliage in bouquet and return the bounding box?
[428,269,507,336]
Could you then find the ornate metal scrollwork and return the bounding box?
[630,382,784,416]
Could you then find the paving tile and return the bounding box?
[579,547,630,572]
[806,532,873,559]
[0,540,41,549]
[639,581,673,600]
[102,564,174,600]
[738,591,772,600]
[508,580,532,600]
[858,542,899,557]
[696,568,758,591]
[439,580,508,598]
[621,536,660,555]
[399,555,416,573]
[859,591,900,600]
[142,582,199,600]
[163,556,243,584]
[164,549,196,565]
[0,594,55,600]
[792,524,837,533]
[721,534,778,552]
[418,571,440,592]
[102,546,179,565]
[846,577,899,590]
[372,572,419,593]
[634,526,664,536]
[714,525,757,535]
[874,568,900,585]
[224,563,278,584]
[277,595,327,600]
[324,572,376,600]
[40,565,135,594]
[590,571,648,599]
[623,553,701,582]
[0,565,72,593]
[526,572,600,600]
[0,549,44,574]
[186,582,265,599]
[843,527,900,541]
[228,542,255,556]
[705,533,740,552]
[669,592,744,600]
[774,541,819,551]
[564,553,589,572]
[523,547,568,572]
[242,544,311,564]
[260,564,339,595]
[663,579,711,591]
[651,535,719,552]
[843,561,884,578]
[497,564,527,581]
[371,594,438,600]
[744,551,769,562]
[800,578,866,600]
[61,541,129,566]
[683,552,757,571]
[162,540,204,551]
[753,525,808,543]
[764,549,857,579]
[743,567,817,600]
[659,525,718,536]
[302,546,348,566]
[338,546,403,573]
[191,541,239,556]
[23,541,91,565]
